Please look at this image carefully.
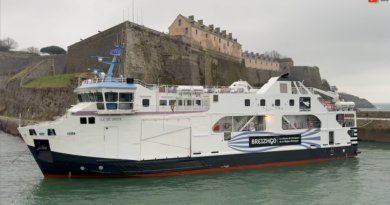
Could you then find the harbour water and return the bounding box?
[1,131,390,205]
[359,103,390,112]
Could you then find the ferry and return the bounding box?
[17,47,359,178]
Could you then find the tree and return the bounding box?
[261,50,288,59]
[40,46,67,55]
[26,46,40,54]
[0,37,18,51]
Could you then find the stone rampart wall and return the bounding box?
[357,111,390,118]
[20,59,55,86]
[0,52,67,75]
[357,119,390,143]
[246,68,282,87]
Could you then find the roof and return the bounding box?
[241,52,278,63]
[74,82,137,91]
[176,14,242,46]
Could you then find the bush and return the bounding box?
[40,46,67,55]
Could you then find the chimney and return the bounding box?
[251,52,254,55]
[215,27,220,32]
[256,53,259,55]
[229,33,232,37]
[198,19,203,25]
[209,24,214,29]
[222,30,226,35]
[189,15,194,20]
[245,50,248,54]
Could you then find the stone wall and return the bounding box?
[246,68,282,87]
[20,59,55,86]
[357,111,390,118]
[357,119,390,143]
[0,52,67,75]
[277,58,294,72]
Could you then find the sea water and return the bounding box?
[1,131,390,205]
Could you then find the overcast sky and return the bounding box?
[2,0,389,103]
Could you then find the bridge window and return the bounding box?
[245,99,250,106]
[178,100,183,106]
[213,95,218,102]
[282,115,321,130]
[77,94,82,102]
[195,100,201,105]
[142,99,149,107]
[88,93,95,102]
[119,103,132,110]
[260,99,266,106]
[96,103,105,110]
[187,100,192,106]
[169,100,176,106]
[95,92,104,102]
[82,93,90,102]
[290,99,294,106]
[160,100,167,106]
[105,92,118,102]
[119,92,133,102]
[106,103,117,110]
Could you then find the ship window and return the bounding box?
[187,100,192,106]
[119,93,133,102]
[29,129,37,136]
[95,92,104,102]
[178,100,183,106]
[77,94,83,102]
[89,93,95,102]
[142,99,149,107]
[80,117,87,124]
[280,83,287,93]
[105,92,118,102]
[178,19,182,26]
[106,103,117,110]
[88,117,95,124]
[119,103,132,110]
[260,99,266,106]
[195,100,201,105]
[329,131,334,145]
[96,103,105,110]
[169,100,176,105]
[47,129,56,136]
[245,99,250,106]
[275,99,280,106]
[82,93,90,102]
[282,115,321,130]
[160,100,167,106]
[290,99,294,106]
[213,95,218,102]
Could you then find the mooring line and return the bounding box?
[11,148,28,164]
[357,119,374,128]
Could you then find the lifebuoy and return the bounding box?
[221,86,226,93]
[224,123,231,129]
[331,104,336,110]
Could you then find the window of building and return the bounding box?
[160,100,167,106]
[260,99,266,106]
[96,103,105,110]
[142,99,149,107]
[250,60,251,63]
[88,117,95,124]
[47,129,56,136]
[29,129,37,136]
[80,117,87,124]
[219,48,220,51]
[255,61,257,64]
[275,99,280,106]
[206,34,208,38]
[185,27,188,34]
[245,99,250,106]
[196,29,198,35]
[179,19,182,26]
[266,62,267,65]
[105,92,118,102]
[213,95,218,102]
[214,36,215,41]
[219,38,221,43]
[227,42,229,46]
[290,99,294,106]
[95,92,104,102]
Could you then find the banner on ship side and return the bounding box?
[299,97,311,111]
[249,135,301,147]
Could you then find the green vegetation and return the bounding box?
[23,73,82,87]
[40,46,66,55]
[0,50,40,56]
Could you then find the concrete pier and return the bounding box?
[356,111,390,143]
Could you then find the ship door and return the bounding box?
[104,126,119,158]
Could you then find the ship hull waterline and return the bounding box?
[28,145,358,178]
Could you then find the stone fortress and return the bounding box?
[0,14,375,124]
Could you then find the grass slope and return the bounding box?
[23,73,82,87]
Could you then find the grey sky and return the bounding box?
[2,0,389,103]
